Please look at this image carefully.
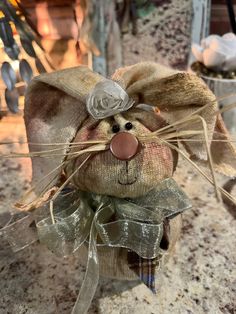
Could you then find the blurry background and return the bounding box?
[0,0,236,117]
[211,0,236,34]
[0,2,236,314]
[0,0,210,117]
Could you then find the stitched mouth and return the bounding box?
[118,177,137,185]
[118,161,138,186]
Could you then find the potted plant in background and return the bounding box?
[191,33,236,135]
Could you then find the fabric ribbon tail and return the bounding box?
[128,251,160,294]
[72,217,99,314]
[0,213,38,252]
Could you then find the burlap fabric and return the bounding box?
[24,62,236,280]
[66,110,174,198]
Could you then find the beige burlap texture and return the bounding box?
[24,62,236,280]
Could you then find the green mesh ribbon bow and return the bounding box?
[1,178,191,314]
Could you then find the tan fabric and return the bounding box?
[24,62,236,280]
[24,66,103,195]
[210,114,236,177]
[66,110,174,198]
[112,62,236,176]
[24,62,236,195]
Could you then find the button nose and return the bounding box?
[110,132,140,161]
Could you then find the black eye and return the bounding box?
[112,124,120,133]
[125,122,133,130]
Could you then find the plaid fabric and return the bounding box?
[127,251,161,293]
[127,219,171,292]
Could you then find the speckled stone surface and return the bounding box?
[0,115,235,314]
[121,0,193,70]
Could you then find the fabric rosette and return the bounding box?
[86,80,135,119]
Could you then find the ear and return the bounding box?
[24,66,103,195]
[209,114,236,176]
[113,62,236,176]
[112,62,219,160]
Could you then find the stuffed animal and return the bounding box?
[2,62,236,314]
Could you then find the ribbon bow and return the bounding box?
[1,178,191,314]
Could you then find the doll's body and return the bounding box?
[6,62,234,313]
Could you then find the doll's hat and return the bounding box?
[24,62,236,195]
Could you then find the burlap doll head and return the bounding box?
[21,62,236,313]
[24,62,236,193]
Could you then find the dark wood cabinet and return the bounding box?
[211,0,236,34]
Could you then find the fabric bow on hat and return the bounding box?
[86,80,135,119]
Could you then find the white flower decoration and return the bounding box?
[86,80,135,119]
[192,33,236,71]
